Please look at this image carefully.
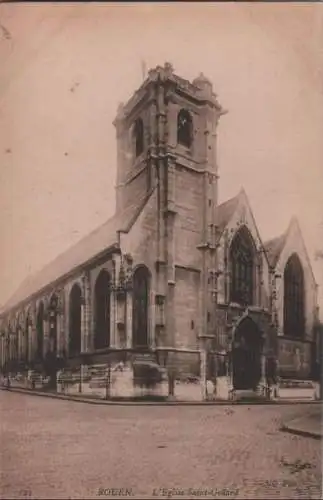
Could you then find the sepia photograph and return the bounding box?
[0,2,322,499]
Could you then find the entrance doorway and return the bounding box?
[232,317,262,390]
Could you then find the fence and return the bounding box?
[2,347,317,401]
[56,348,203,401]
[1,348,204,400]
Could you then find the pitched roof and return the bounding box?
[217,193,240,235]
[265,217,317,284]
[264,231,288,268]
[2,188,155,315]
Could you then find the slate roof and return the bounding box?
[264,231,288,268]
[216,192,240,236]
[2,188,155,315]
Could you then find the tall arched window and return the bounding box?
[94,270,111,349]
[13,322,19,361]
[4,328,10,363]
[283,254,305,338]
[25,314,30,361]
[134,118,144,157]
[48,294,59,354]
[132,266,150,348]
[177,109,193,148]
[229,227,255,306]
[69,284,82,356]
[36,302,44,360]
[16,318,22,360]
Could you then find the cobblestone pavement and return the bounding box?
[0,392,321,500]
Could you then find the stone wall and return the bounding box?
[174,267,200,350]
[278,337,312,379]
[174,166,203,269]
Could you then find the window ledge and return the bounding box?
[176,139,194,156]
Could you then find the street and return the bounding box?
[0,392,321,499]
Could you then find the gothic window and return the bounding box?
[15,323,21,360]
[13,327,18,361]
[134,118,144,157]
[283,254,305,338]
[177,109,193,148]
[8,327,14,361]
[229,227,255,306]
[25,314,30,361]
[36,302,44,360]
[132,266,150,348]
[49,294,59,354]
[94,270,111,349]
[69,284,82,356]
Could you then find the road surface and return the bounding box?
[0,392,321,499]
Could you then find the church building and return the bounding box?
[0,63,319,392]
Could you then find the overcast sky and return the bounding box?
[0,2,322,314]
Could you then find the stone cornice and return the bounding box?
[114,63,225,127]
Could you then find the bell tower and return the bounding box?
[113,63,226,346]
[113,64,224,212]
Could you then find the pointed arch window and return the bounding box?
[177,109,193,148]
[94,270,111,349]
[132,266,150,348]
[13,325,19,361]
[229,227,255,306]
[48,294,59,354]
[69,284,82,356]
[133,118,144,157]
[36,302,44,360]
[25,314,30,361]
[16,319,23,361]
[283,254,305,338]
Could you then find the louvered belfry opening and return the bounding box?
[177,108,193,148]
[134,117,144,157]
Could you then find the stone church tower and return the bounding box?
[1,62,318,396]
[113,62,226,351]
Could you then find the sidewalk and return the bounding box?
[281,409,322,439]
[1,385,322,406]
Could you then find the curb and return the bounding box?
[280,424,322,440]
[1,387,322,406]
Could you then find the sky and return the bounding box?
[0,2,322,315]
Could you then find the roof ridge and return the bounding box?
[264,227,289,268]
[216,191,240,240]
[218,191,240,207]
[1,189,155,315]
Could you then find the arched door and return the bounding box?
[232,317,262,390]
